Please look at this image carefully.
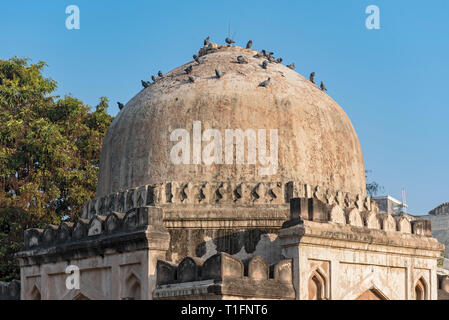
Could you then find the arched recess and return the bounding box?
[30,285,41,300]
[61,281,106,300]
[123,272,141,300]
[415,277,428,300]
[308,268,328,300]
[356,287,389,300]
[341,274,395,300]
[73,293,89,300]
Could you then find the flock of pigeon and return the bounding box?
[117,37,327,111]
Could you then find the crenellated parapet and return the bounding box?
[81,181,376,219]
[284,197,431,237]
[153,253,295,300]
[18,207,171,266]
[20,195,430,265]
[0,280,20,300]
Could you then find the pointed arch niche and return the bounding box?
[415,278,428,300]
[30,285,41,300]
[308,268,328,300]
[123,272,141,300]
[73,293,90,300]
[355,287,388,300]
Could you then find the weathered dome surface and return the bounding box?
[96,45,366,198]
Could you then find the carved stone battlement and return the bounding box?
[153,253,295,300]
[284,197,432,237]
[21,195,430,255]
[18,207,170,266]
[0,280,20,300]
[81,181,377,220]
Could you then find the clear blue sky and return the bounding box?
[1,0,448,214]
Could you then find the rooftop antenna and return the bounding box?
[228,20,237,41]
[401,189,407,213]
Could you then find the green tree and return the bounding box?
[365,170,384,197]
[0,56,113,281]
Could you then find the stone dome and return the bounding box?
[96,45,366,198]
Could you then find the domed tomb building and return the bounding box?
[17,43,443,300]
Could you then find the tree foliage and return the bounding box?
[365,170,384,198]
[0,56,113,281]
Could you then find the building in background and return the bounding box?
[429,203,449,216]
[372,195,407,215]
[421,203,449,259]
